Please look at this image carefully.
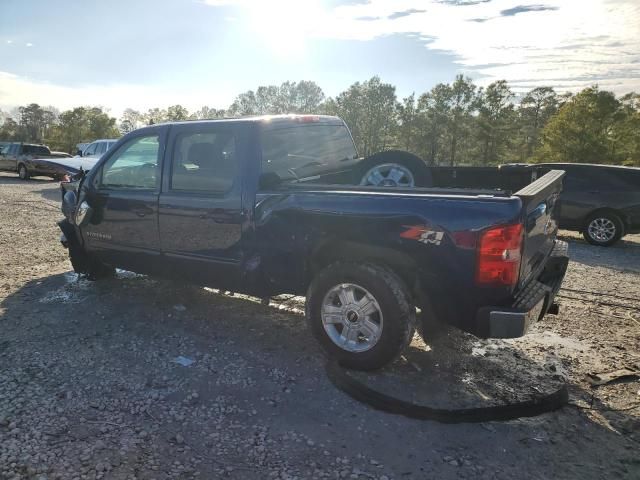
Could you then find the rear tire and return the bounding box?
[583,212,623,247]
[18,163,30,180]
[306,262,416,371]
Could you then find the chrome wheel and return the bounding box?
[18,165,27,179]
[360,163,415,187]
[588,217,616,243]
[321,283,383,353]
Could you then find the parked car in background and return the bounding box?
[410,163,640,247]
[75,143,90,156]
[530,163,640,246]
[0,141,10,155]
[80,139,118,159]
[0,143,72,179]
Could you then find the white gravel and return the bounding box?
[1,173,639,479]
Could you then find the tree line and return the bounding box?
[1,77,638,165]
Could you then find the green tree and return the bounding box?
[517,87,558,160]
[228,80,325,116]
[166,105,190,121]
[0,117,20,141]
[145,108,168,125]
[47,106,119,153]
[396,93,419,152]
[325,76,398,156]
[444,75,477,166]
[228,91,258,116]
[416,83,453,165]
[476,80,516,164]
[119,108,145,134]
[611,92,640,165]
[192,106,226,119]
[536,86,622,164]
[15,103,58,143]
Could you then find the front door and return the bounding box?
[158,122,246,288]
[82,128,166,273]
[0,144,18,171]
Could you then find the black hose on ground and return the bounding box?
[326,360,569,423]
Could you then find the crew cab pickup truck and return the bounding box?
[0,142,72,179]
[58,115,569,370]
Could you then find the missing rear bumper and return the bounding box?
[477,240,569,338]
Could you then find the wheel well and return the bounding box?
[583,208,626,234]
[310,240,418,294]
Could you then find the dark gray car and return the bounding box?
[535,163,640,246]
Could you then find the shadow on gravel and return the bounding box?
[1,271,638,478]
[0,174,54,185]
[558,234,640,272]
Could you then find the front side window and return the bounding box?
[261,124,357,183]
[170,131,236,193]
[101,135,159,189]
[96,142,108,155]
[84,143,98,156]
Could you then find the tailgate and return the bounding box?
[515,170,565,289]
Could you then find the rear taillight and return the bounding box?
[475,224,523,287]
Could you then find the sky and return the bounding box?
[0,0,639,118]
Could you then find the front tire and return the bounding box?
[68,245,115,280]
[306,262,416,371]
[18,163,30,180]
[583,212,623,247]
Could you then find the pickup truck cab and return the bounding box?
[59,115,569,370]
[0,142,72,179]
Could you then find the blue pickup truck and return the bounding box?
[59,115,568,370]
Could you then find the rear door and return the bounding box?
[158,122,247,288]
[82,127,166,272]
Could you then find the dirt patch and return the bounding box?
[1,173,639,479]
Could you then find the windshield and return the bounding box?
[261,124,357,183]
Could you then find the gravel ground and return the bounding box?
[1,172,639,480]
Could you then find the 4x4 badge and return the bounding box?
[400,226,444,246]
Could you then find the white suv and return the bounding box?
[81,139,118,158]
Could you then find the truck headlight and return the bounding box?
[75,201,92,226]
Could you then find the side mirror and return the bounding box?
[77,150,83,157]
[75,200,93,226]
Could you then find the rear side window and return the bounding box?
[170,131,236,194]
[261,124,357,183]
[609,169,640,191]
[23,145,49,156]
[562,169,596,193]
[101,135,160,189]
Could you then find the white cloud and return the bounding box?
[6,40,13,44]
[0,72,234,118]
[204,0,640,93]
[25,43,33,47]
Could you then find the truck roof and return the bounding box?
[156,114,344,129]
